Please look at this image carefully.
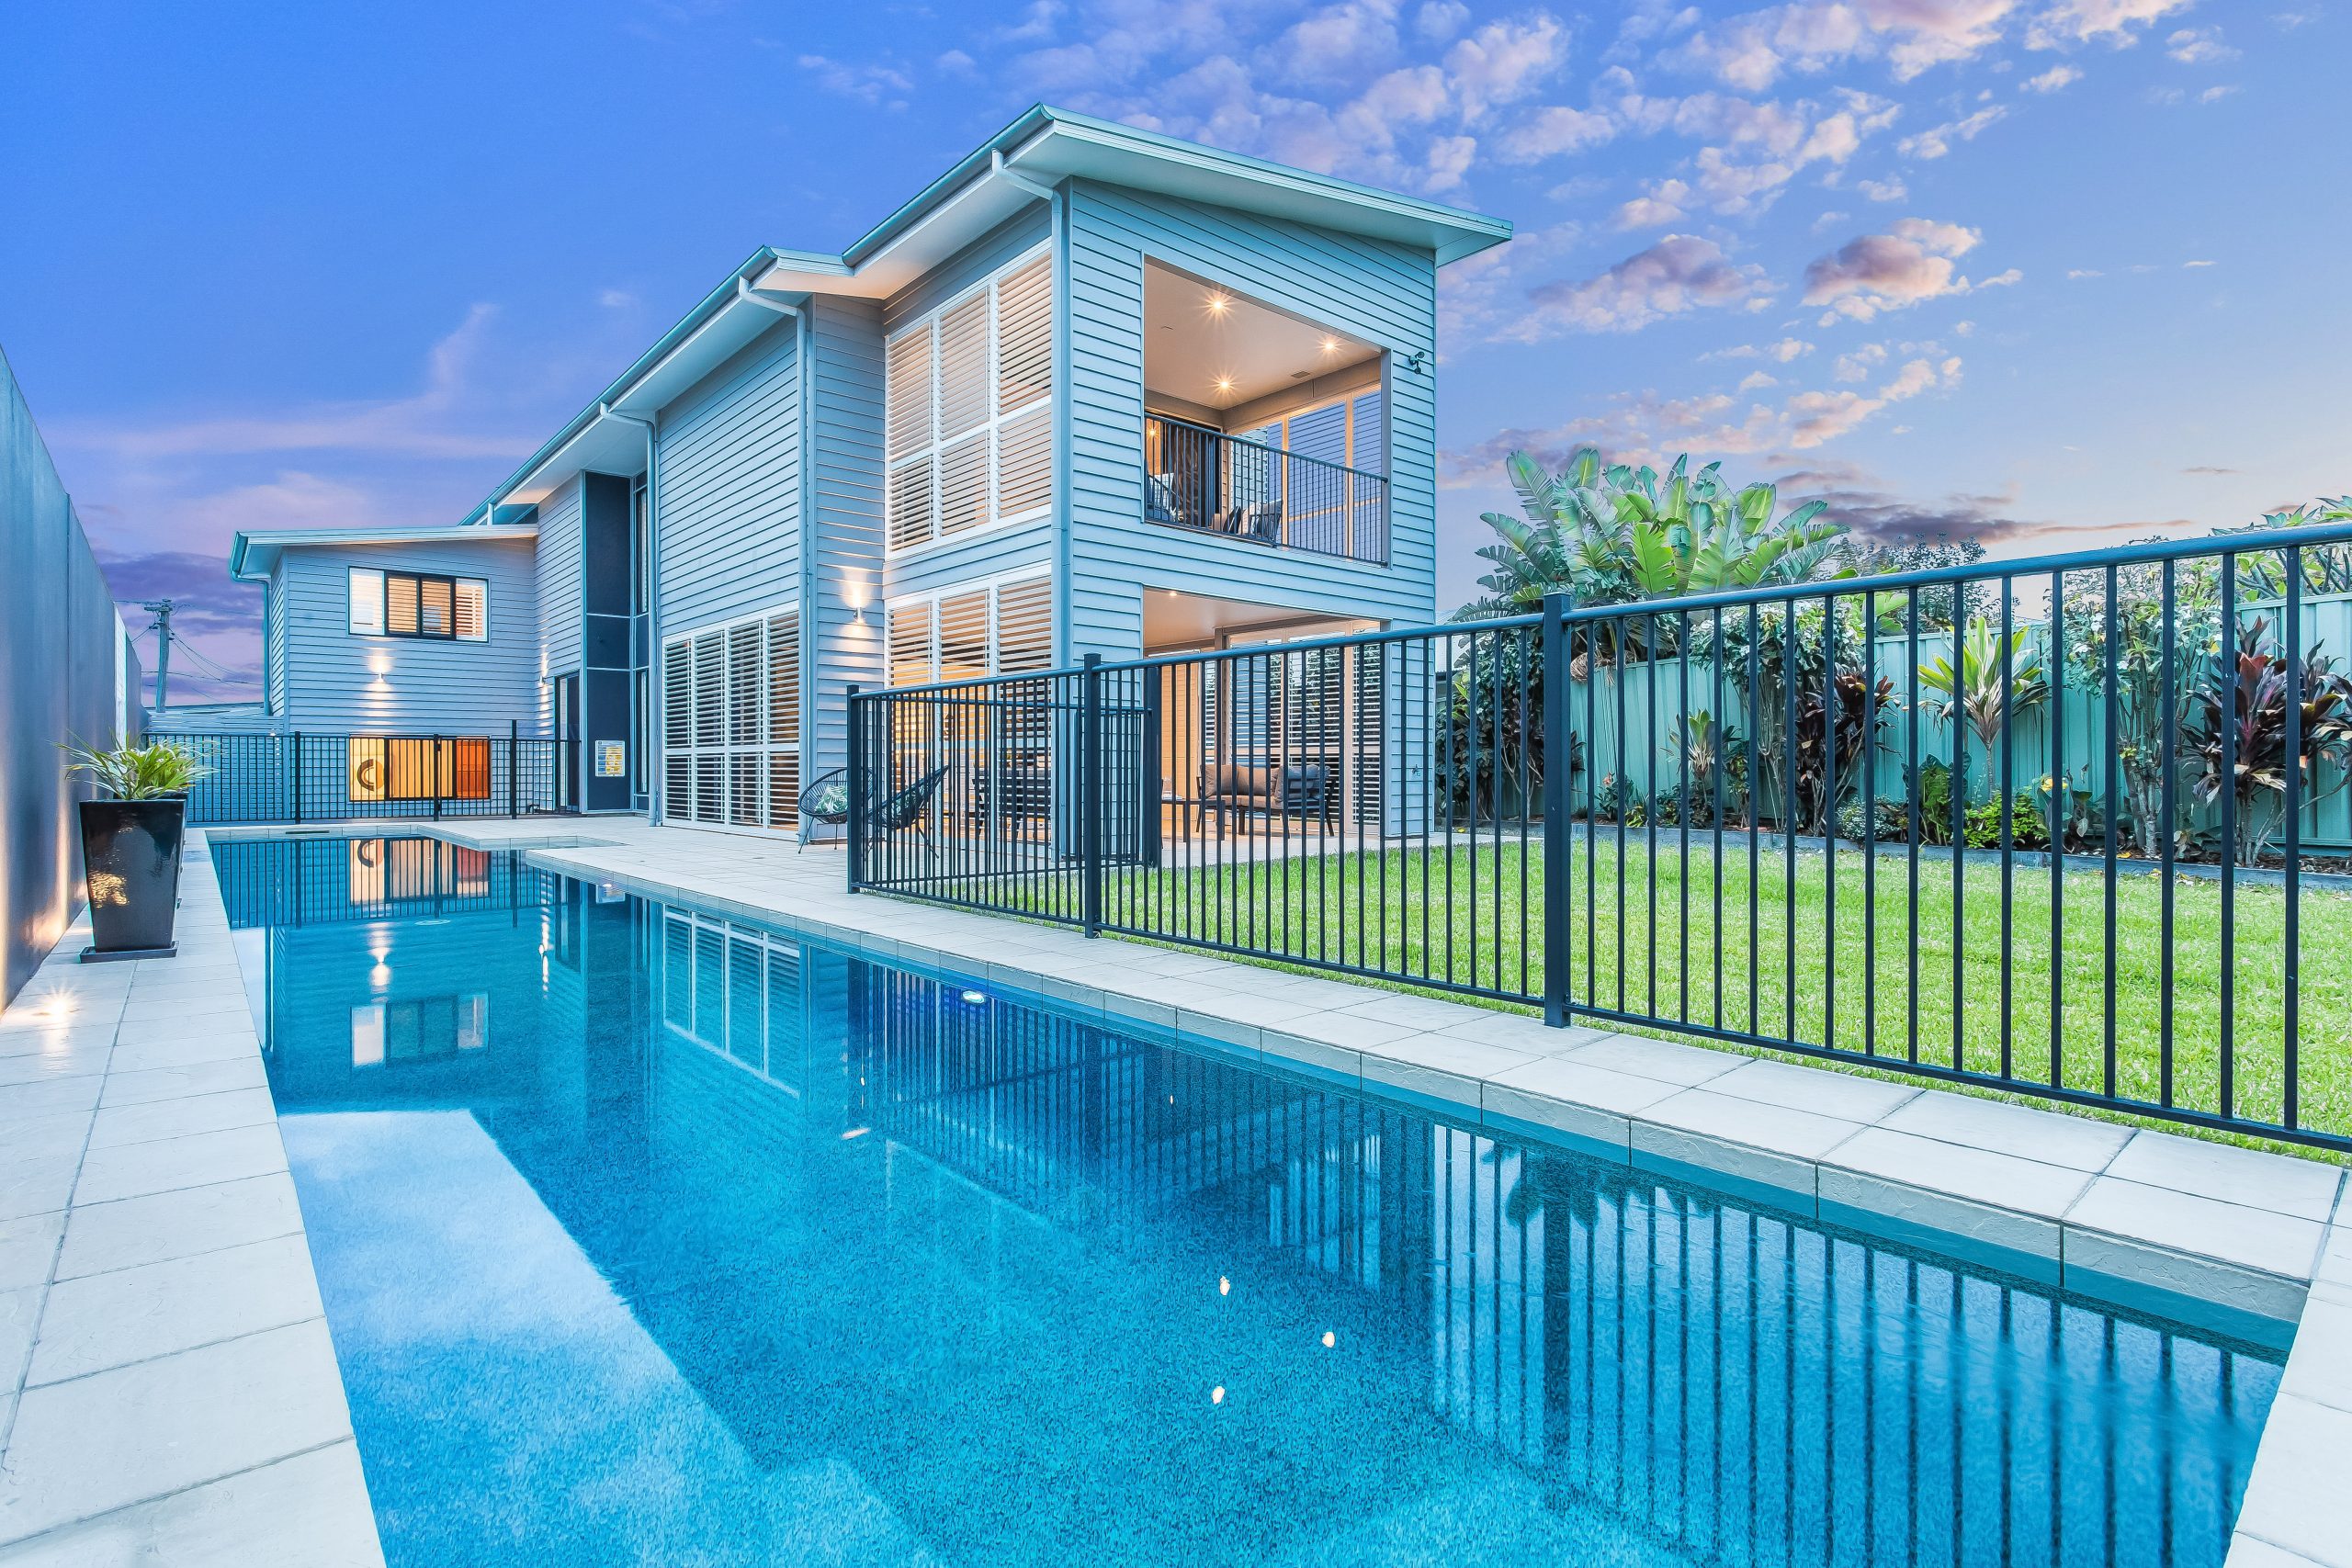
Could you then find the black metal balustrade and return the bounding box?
[1143,413,1388,564]
[150,724,574,826]
[852,521,2352,1153]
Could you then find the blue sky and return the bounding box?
[3,0,2343,701]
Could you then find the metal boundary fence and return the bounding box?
[152,725,572,826]
[849,521,2352,1151]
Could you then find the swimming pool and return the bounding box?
[220,835,2282,1568]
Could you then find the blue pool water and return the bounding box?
[218,836,2283,1568]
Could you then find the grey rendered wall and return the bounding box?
[275,537,544,733]
[0,346,137,1006]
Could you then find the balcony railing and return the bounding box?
[1142,413,1388,566]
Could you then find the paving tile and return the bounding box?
[2232,1395,2352,1568]
[2104,1130,2345,1224]
[1876,1089,2133,1172]
[0,1111,94,1166]
[1632,1087,1864,1205]
[1256,1031,1362,1089]
[0,1319,354,1545]
[1703,1058,1920,1123]
[103,1035,256,1076]
[88,1088,278,1151]
[0,1028,114,1061]
[117,999,251,1029]
[1559,1032,1743,1088]
[1174,1011,1263,1058]
[0,1213,63,1294]
[1438,1011,1603,1055]
[0,1439,383,1567]
[1178,989,1328,1029]
[0,1049,108,1091]
[1359,1034,1532,1115]
[2226,1534,2332,1568]
[0,1284,40,1387]
[1482,1056,1676,1156]
[1329,992,1488,1032]
[57,1172,306,1280]
[95,1056,268,1109]
[2066,1176,2326,1281]
[2278,1288,2352,1416]
[1824,1126,2095,1220]
[27,1235,323,1385]
[1256,1009,1423,1051]
[0,1157,82,1228]
[71,1122,288,1207]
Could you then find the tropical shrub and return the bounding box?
[2182,617,2352,861]
[2059,554,2222,856]
[1918,617,2049,794]
[1461,447,1852,622]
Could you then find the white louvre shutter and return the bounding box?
[937,434,989,536]
[666,611,802,832]
[995,255,1052,415]
[937,591,989,685]
[766,612,801,828]
[995,578,1053,673]
[887,247,1052,555]
[887,323,933,458]
[936,293,989,439]
[996,408,1051,520]
[888,600,934,688]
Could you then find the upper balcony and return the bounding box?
[1140,263,1389,567]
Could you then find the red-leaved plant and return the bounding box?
[2184,617,2352,862]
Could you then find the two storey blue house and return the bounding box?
[207,106,1510,836]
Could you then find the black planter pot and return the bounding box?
[78,798,186,961]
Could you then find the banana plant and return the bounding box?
[1917,617,2049,792]
[1460,446,1852,621]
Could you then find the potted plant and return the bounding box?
[63,739,209,961]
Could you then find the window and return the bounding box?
[349,568,489,641]
[885,251,1054,553]
[346,738,492,802]
[662,606,801,831]
[885,572,1053,686]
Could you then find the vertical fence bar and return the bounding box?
[2218,552,2237,1122]
[845,683,865,892]
[2048,570,2064,1091]
[1999,577,2014,1083]
[432,736,445,821]
[2102,567,2120,1101]
[1543,592,1572,1027]
[2284,548,2303,1129]
[291,732,304,825]
[2159,559,2178,1108]
[509,720,520,818]
[1081,653,1103,938]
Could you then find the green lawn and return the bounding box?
[1088,839,2352,1151]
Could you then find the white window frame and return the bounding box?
[660,602,803,837]
[884,244,1054,558]
[884,568,1055,686]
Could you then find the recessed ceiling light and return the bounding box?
[1320,335,1340,353]
[1205,292,1230,316]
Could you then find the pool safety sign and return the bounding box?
[594,740,627,778]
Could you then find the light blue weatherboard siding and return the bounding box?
[276,537,542,733]
[1063,179,1439,657]
[654,318,801,633]
[265,558,289,716]
[805,295,888,780]
[881,206,1052,335]
[535,476,585,681]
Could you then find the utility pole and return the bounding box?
[141,599,175,712]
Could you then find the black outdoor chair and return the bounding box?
[870,766,951,864]
[796,767,851,852]
[1199,761,1329,837]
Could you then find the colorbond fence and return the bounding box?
[850,522,2352,1152]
